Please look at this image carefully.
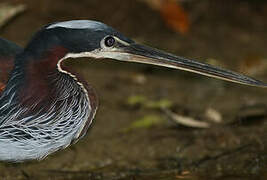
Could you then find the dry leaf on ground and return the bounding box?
[0,3,26,28]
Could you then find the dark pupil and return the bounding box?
[105,36,115,47]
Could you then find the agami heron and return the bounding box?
[0,20,266,162]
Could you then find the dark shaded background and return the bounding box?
[0,0,266,179]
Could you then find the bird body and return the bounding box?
[0,21,101,161]
[0,20,265,162]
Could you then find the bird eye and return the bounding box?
[104,36,115,47]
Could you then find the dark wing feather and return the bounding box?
[0,38,22,94]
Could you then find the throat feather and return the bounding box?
[57,55,90,103]
[56,54,98,139]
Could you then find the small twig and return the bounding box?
[162,108,210,128]
[190,144,252,168]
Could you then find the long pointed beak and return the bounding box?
[109,42,267,87]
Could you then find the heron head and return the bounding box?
[22,20,266,87]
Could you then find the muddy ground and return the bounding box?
[0,0,266,179]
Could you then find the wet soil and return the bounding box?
[0,0,266,179]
